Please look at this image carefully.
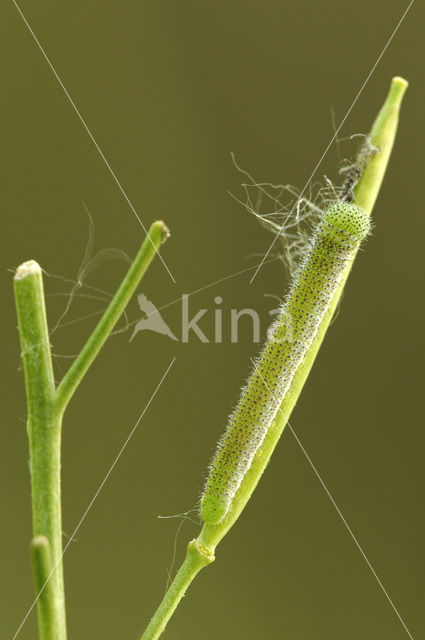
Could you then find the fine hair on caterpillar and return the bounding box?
[201,203,370,525]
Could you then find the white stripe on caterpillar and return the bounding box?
[201,203,370,524]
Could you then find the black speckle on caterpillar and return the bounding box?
[201,203,370,524]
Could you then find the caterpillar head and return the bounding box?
[323,203,370,242]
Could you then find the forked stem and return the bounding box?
[14,221,169,640]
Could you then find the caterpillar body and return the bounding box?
[201,203,370,524]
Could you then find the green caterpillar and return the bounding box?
[201,203,370,524]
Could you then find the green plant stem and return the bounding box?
[55,220,169,412]
[139,76,408,640]
[141,541,214,640]
[14,261,67,639]
[14,221,169,640]
[355,76,408,213]
[30,536,61,639]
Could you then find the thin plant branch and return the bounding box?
[55,221,169,413]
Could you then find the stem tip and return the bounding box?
[15,260,41,280]
[152,220,170,244]
[392,76,408,89]
[388,76,408,106]
[30,534,50,550]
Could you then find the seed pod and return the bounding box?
[201,203,370,524]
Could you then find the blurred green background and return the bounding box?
[1,1,423,638]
